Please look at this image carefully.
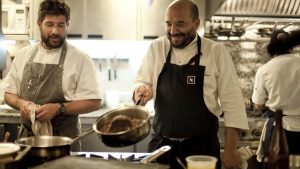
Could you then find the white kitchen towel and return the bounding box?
[29,105,53,136]
[222,146,254,169]
[256,118,269,162]
[237,146,254,169]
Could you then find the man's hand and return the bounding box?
[134,85,153,105]
[18,99,37,120]
[222,149,241,169]
[35,103,60,122]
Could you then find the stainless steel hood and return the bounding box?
[213,0,300,18]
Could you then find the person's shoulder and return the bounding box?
[14,43,36,59]
[202,37,226,49]
[66,42,89,57]
[18,44,35,53]
[201,37,228,55]
[148,36,170,51]
[150,36,168,45]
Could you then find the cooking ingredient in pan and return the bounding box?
[109,115,133,133]
[100,118,147,134]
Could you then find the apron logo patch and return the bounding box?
[187,76,196,84]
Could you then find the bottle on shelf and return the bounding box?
[266,109,289,169]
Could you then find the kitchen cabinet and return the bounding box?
[31,0,206,40]
[139,0,172,39]
[140,0,206,39]
[67,0,138,40]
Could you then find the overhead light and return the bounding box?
[217,36,228,40]
[229,36,240,40]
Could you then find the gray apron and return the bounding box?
[19,43,80,151]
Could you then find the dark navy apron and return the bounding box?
[150,36,221,169]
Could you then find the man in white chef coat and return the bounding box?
[2,0,101,151]
[132,0,249,169]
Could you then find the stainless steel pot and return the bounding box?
[15,129,94,162]
[93,105,151,147]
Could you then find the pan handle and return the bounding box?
[135,95,144,106]
[14,146,32,161]
[70,128,95,145]
[140,145,171,164]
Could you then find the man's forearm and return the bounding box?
[4,92,22,110]
[63,99,101,115]
[224,127,238,152]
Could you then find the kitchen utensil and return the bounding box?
[176,157,187,169]
[140,145,171,164]
[0,143,20,162]
[94,105,151,147]
[0,144,31,169]
[3,132,10,143]
[107,57,111,81]
[112,56,118,80]
[15,128,94,162]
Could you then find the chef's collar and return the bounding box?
[38,42,64,53]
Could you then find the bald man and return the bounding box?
[132,0,248,168]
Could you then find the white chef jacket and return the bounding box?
[252,53,300,131]
[3,42,101,101]
[134,35,249,130]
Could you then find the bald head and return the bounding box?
[164,0,200,48]
[167,0,199,21]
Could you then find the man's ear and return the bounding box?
[194,18,200,30]
[37,20,42,27]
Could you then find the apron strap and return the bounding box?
[262,109,275,157]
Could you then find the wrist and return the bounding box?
[57,103,66,115]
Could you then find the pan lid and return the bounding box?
[0,143,20,156]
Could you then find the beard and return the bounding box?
[167,29,196,49]
[40,31,65,49]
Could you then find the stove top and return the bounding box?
[32,156,169,169]
[0,152,152,169]
[71,152,151,162]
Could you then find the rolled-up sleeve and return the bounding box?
[215,44,249,130]
[252,67,267,105]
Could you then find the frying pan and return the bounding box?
[93,104,151,147]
